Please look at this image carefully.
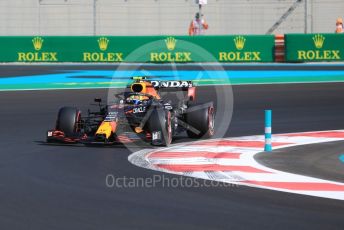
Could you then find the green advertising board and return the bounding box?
[285,33,344,62]
[0,35,275,63]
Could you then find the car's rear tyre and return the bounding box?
[186,103,215,139]
[56,107,81,136]
[147,107,172,146]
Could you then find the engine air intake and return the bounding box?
[131,83,144,93]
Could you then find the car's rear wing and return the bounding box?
[149,80,193,89]
[150,80,196,101]
[131,77,193,89]
[130,77,195,101]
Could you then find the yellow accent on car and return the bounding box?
[96,122,113,139]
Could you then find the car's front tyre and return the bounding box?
[56,107,81,136]
[147,107,172,146]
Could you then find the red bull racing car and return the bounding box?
[47,77,215,146]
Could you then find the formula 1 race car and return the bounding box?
[47,77,215,146]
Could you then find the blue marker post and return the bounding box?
[264,110,272,152]
[339,154,344,164]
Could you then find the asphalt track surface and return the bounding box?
[256,140,344,184]
[0,65,344,229]
[1,63,344,77]
[0,63,294,78]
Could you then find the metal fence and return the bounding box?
[0,0,342,35]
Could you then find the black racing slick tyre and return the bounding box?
[147,108,172,146]
[186,103,215,139]
[56,107,81,136]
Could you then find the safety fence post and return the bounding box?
[265,110,272,152]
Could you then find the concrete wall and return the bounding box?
[0,0,342,35]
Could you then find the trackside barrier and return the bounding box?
[264,110,272,152]
[0,35,275,63]
[4,34,344,63]
[285,33,344,62]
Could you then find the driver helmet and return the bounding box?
[127,94,149,105]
